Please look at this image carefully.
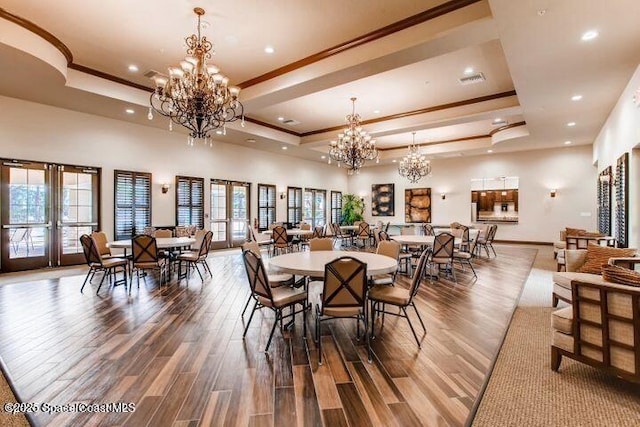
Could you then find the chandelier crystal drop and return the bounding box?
[398,132,431,183]
[149,7,243,144]
[328,97,378,174]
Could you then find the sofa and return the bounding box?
[552,249,638,307]
[551,278,640,383]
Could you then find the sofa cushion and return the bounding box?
[552,271,609,290]
[553,241,566,251]
[551,306,573,334]
[577,244,636,274]
[553,283,573,302]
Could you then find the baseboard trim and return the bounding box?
[494,239,553,246]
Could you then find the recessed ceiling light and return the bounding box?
[581,30,599,41]
[281,146,287,150]
[571,95,583,101]
[493,118,502,123]
[264,46,275,54]
[277,116,284,121]
[487,149,493,153]
[373,110,381,114]
[537,9,547,16]
[216,130,223,135]
[321,155,326,159]
[464,67,474,75]
[564,140,572,145]
[128,65,138,72]
[567,122,576,127]
[392,159,397,163]
[125,108,135,114]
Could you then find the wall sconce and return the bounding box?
[441,193,446,200]
[279,192,286,200]
[161,183,170,194]
[550,189,557,198]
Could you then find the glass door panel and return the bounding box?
[210,180,250,249]
[57,166,99,266]
[209,183,228,250]
[230,184,249,247]
[1,161,51,271]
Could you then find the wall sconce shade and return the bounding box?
[279,193,286,200]
[161,183,170,194]
[550,189,557,198]
[441,193,446,200]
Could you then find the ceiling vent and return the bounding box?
[458,72,485,85]
[281,119,300,126]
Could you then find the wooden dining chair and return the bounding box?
[242,249,308,352]
[91,231,113,259]
[422,224,435,236]
[427,232,456,282]
[316,257,371,364]
[154,229,173,238]
[80,234,128,295]
[309,237,334,251]
[272,226,293,256]
[131,234,167,289]
[371,240,401,286]
[177,231,213,281]
[369,248,429,347]
[454,234,478,278]
[356,221,373,248]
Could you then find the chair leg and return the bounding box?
[194,262,204,281]
[81,267,93,293]
[489,243,497,257]
[243,300,259,338]
[96,269,107,295]
[316,305,323,365]
[402,306,421,348]
[551,347,562,371]
[264,310,280,352]
[412,302,426,332]
[241,295,253,316]
[467,260,477,278]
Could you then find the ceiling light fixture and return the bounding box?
[567,122,576,127]
[128,65,139,72]
[398,132,431,183]
[564,140,572,145]
[264,46,275,54]
[464,67,474,75]
[277,116,284,121]
[581,30,599,41]
[125,108,135,114]
[571,95,583,101]
[148,7,244,147]
[487,149,493,153]
[328,97,378,175]
[321,155,326,159]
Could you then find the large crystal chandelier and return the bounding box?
[328,97,378,174]
[398,132,431,183]
[149,7,244,146]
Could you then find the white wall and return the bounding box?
[0,95,348,239]
[348,145,597,243]
[593,65,640,249]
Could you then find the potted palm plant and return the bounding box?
[341,194,365,225]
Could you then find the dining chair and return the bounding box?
[356,221,373,248]
[458,225,471,252]
[371,240,401,286]
[309,237,334,251]
[154,229,173,238]
[240,241,294,315]
[315,256,371,364]
[91,231,113,259]
[242,249,308,352]
[422,224,435,236]
[131,234,168,289]
[369,248,429,347]
[80,234,128,295]
[10,228,33,255]
[426,232,456,282]
[477,224,498,258]
[272,226,293,256]
[454,233,478,278]
[177,231,213,281]
[331,223,350,248]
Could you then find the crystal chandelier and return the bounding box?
[398,132,431,183]
[149,7,244,146]
[328,97,378,174]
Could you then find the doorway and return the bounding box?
[210,180,250,249]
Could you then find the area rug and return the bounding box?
[0,358,29,427]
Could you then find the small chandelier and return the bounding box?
[149,7,244,146]
[398,132,431,183]
[328,97,378,174]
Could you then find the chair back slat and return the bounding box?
[273,226,289,246]
[488,224,498,242]
[422,224,435,236]
[80,234,102,265]
[154,229,172,238]
[309,238,334,251]
[409,249,430,298]
[193,229,207,250]
[132,234,159,264]
[91,231,111,257]
[199,231,213,257]
[242,249,273,301]
[313,226,324,238]
[358,222,370,238]
[322,257,367,311]
[242,241,261,257]
[376,240,400,261]
[378,230,390,241]
[432,232,455,259]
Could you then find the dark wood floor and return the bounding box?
[0,245,537,426]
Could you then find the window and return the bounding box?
[303,188,326,228]
[331,191,342,225]
[287,186,302,225]
[176,176,204,228]
[114,170,151,240]
[257,184,276,231]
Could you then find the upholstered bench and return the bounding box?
[551,279,640,383]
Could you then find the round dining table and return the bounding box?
[109,236,196,256]
[269,250,397,277]
[391,235,462,246]
[261,228,314,237]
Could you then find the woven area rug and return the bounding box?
[472,246,640,427]
[0,359,29,427]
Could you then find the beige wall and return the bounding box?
[0,95,348,239]
[593,65,640,249]
[347,145,597,243]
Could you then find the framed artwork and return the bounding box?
[615,153,629,248]
[371,184,394,216]
[405,188,431,223]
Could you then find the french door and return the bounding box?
[1,160,100,272]
[210,180,250,250]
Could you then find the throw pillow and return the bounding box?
[578,230,604,237]
[577,244,637,274]
[566,227,586,236]
[602,264,640,287]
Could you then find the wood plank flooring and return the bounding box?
[0,245,537,426]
